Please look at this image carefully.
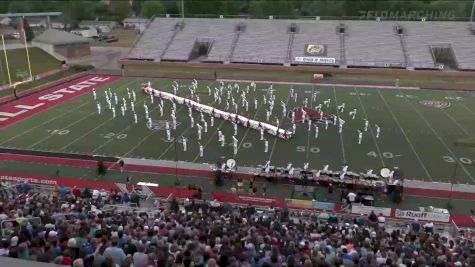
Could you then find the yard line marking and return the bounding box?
[60,78,150,151]
[268,85,292,163]
[0,101,92,146]
[332,86,347,164]
[1,78,138,147]
[354,87,385,167]
[376,89,433,180]
[154,81,217,161]
[236,94,265,151]
[89,78,185,155]
[419,91,473,138]
[450,91,475,115]
[123,80,216,159]
[191,81,242,162]
[397,88,475,182]
[305,86,314,161]
[91,102,160,154]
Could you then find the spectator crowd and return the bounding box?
[0,182,474,267]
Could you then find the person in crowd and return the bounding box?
[0,183,472,267]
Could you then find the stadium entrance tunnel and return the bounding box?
[430,45,459,70]
[189,38,214,61]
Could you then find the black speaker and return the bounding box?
[392,185,403,203]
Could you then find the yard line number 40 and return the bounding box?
[443,156,474,165]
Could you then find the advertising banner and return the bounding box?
[395,209,450,223]
[351,205,391,217]
[312,200,335,210]
[295,57,336,64]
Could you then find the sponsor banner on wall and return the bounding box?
[312,200,335,210]
[295,57,336,64]
[305,44,326,56]
[395,209,450,223]
[351,205,391,217]
[285,199,313,209]
[212,192,286,208]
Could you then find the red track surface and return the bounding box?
[1,153,475,227]
[2,153,475,200]
[0,74,121,128]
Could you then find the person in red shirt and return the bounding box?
[72,186,81,198]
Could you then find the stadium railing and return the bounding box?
[152,13,472,22]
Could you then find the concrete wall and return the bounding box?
[54,43,90,59]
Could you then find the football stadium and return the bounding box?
[1,1,475,266]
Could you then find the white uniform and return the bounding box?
[254,99,258,109]
[315,126,319,139]
[112,107,116,118]
[210,116,214,127]
[364,120,369,132]
[358,130,363,144]
[133,113,138,124]
[376,124,381,138]
[96,103,101,114]
[264,140,269,153]
[197,124,203,140]
[182,138,187,152]
[92,89,96,100]
[233,123,238,136]
[147,117,152,128]
[292,124,296,134]
[260,129,264,140]
[132,91,136,102]
[199,145,204,157]
[203,121,208,133]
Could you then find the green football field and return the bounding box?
[1,77,475,184]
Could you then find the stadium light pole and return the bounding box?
[181,0,185,21]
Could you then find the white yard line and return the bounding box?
[124,80,216,159]
[236,99,265,151]
[153,81,217,161]
[305,86,314,161]
[0,101,91,146]
[60,78,149,151]
[268,86,292,162]
[332,87,347,164]
[448,91,475,115]
[376,89,433,180]
[419,91,472,138]
[354,87,385,167]
[25,78,139,149]
[91,104,160,154]
[397,88,475,182]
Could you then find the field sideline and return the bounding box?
[0,76,474,184]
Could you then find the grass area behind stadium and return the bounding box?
[0,47,61,86]
[0,76,474,185]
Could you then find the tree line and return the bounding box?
[1,0,472,23]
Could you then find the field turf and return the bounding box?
[1,77,475,184]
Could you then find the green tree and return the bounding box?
[109,0,131,21]
[141,0,166,18]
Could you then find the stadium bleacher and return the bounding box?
[1,181,474,267]
[128,17,475,70]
